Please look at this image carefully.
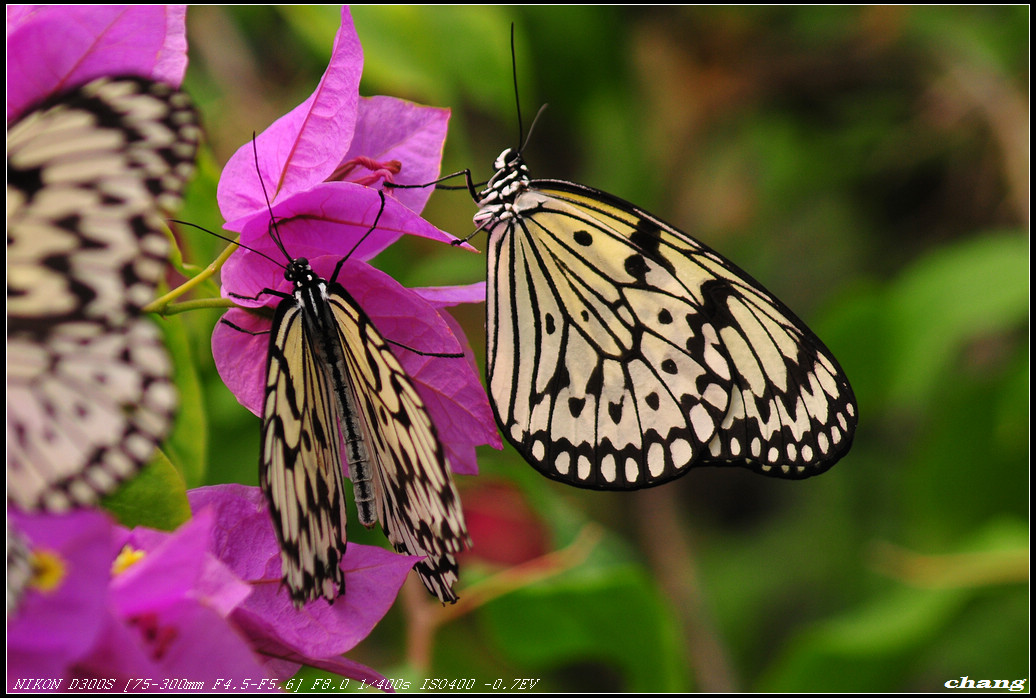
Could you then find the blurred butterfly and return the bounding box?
[7,76,199,511]
[450,34,858,490]
[221,184,470,607]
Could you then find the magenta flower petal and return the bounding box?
[414,281,489,306]
[112,510,251,619]
[233,543,418,658]
[6,511,117,686]
[290,656,390,689]
[346,96,450,214]
[217,6,363,222]
[75,600,269,686]
[224,182,466,283]
[212,310,269,417]
[188,486,417,660]
[7,5,188,122]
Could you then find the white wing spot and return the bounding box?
[531,439,545,461]
[577,455,591,480]
[670,438,693,468]
[625,457,639,483]
[600,454,617,483]
[690,404,715,442]
[647,442,666,478]
[555,450,571,476]
[703,383,729,410]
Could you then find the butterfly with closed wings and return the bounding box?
[7,76,199,512]
[465,104,857,490]
[221,184,470,607]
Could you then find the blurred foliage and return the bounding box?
[160,5,1028,692]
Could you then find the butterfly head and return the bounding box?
[475,148,530,226]
[284,257,317,285]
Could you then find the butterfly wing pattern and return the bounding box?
[477,149,857,490]
[7,76,199,511]
[259,254,469,607]
[261,288,350,604]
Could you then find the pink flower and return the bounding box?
[188,485,412,683]
[7,5,188,122]
[6,487,408,688]
[212,6,500,475]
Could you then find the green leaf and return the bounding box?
[885,230,1028,406]
[158,311,208,488]
[482,555,686,691]
[102,448,191,531]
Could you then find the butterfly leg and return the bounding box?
[383,338,464,359]
[219,318,271,336]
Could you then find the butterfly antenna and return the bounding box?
[329,189,388,284]
[339,189,388,263]
[508,24,547,158]
[520,103,549,159]
[168,219,286,270]
[511,23,525,151]
[251,134,291,262]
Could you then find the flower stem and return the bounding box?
[145,239,239,315]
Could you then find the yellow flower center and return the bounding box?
[29,549,66,593]
[112,545,147,575]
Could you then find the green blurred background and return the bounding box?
[165,6,1027,692]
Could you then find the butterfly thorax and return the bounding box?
[474,148,530,228]
[284,258,340,364]
[285,258,340,339]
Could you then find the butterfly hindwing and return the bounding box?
[7,76,198,511]
[480,151,857,490]
[328,284,469,603]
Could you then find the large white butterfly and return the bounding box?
[7,76,198,511]
[225,190,470,606]
[473,147,857,489]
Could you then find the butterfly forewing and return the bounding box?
[7,76,199,511]
[481,152,857,490]
[261,299,349,606]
